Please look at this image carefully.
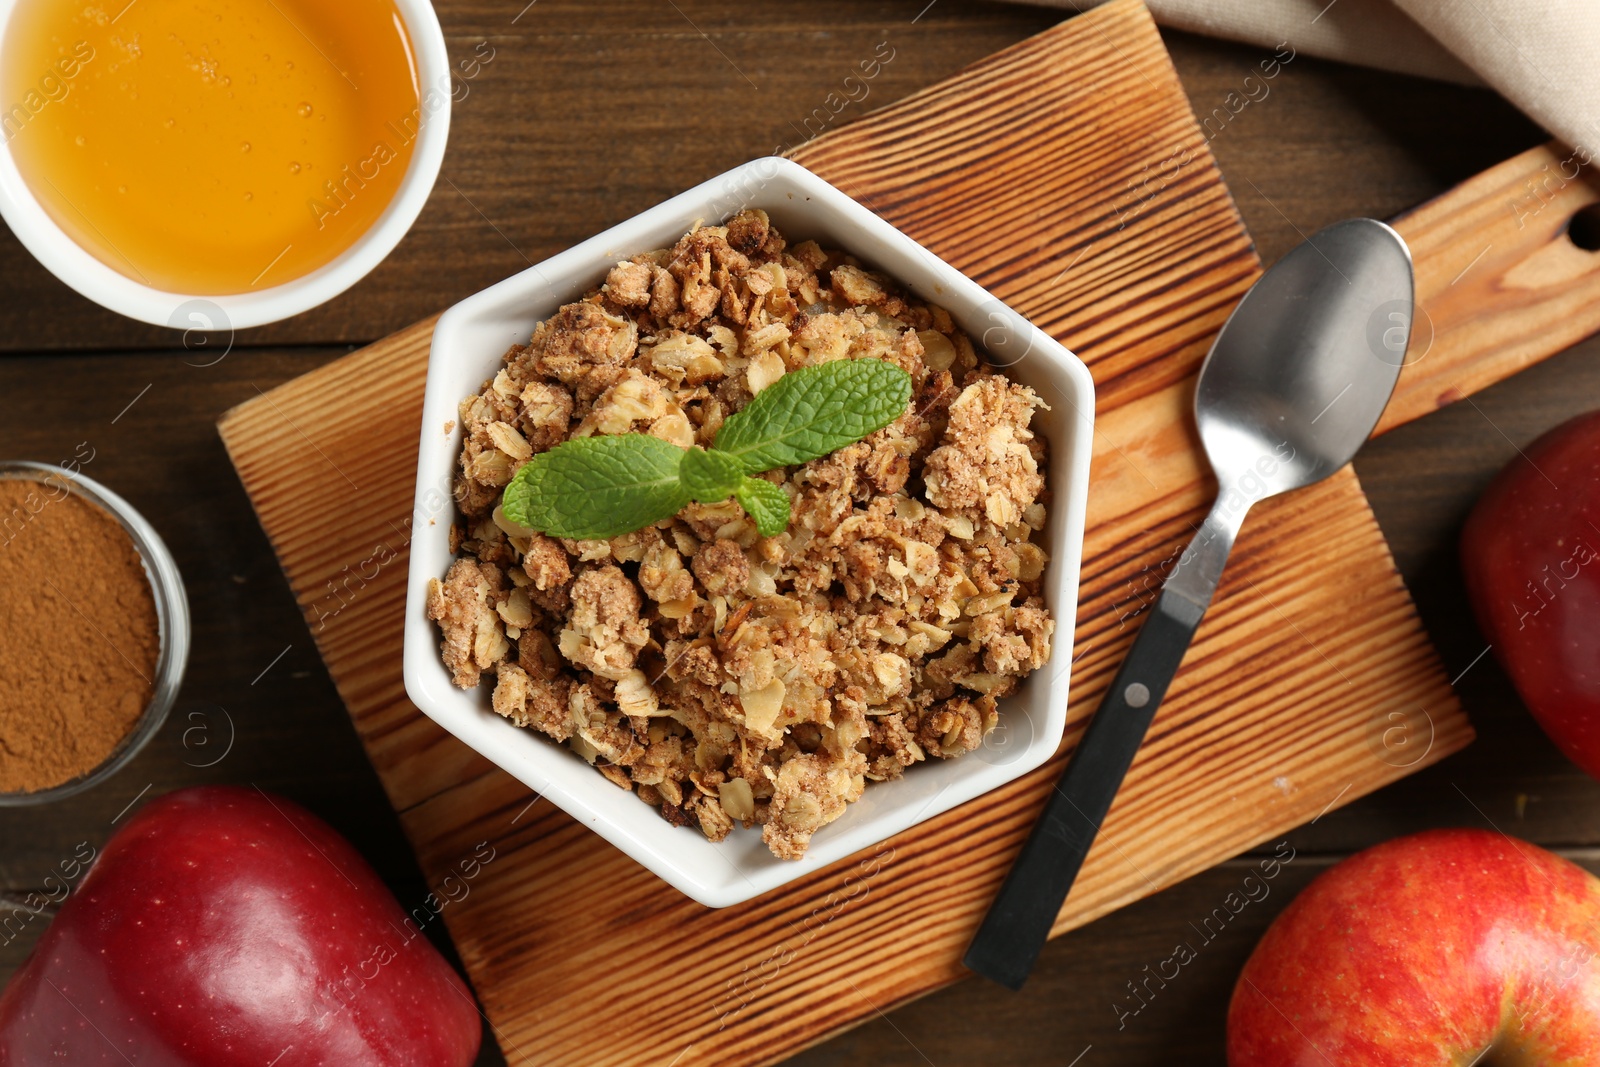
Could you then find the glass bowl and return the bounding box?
[0,462,190,805]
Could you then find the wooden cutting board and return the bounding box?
[218,1,1600,1063]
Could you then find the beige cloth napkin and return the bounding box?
[1018,0,1600,157]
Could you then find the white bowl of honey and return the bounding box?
[0,0,449,328]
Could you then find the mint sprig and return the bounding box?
[501,433,690,540]
[733,475,790,537]
[679,446,746,503]
[499,358,911,541]
[715,358,912,471]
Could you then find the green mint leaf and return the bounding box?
[495,359,909,542]
[501,434,689,540]
[734,475,790,538]
[713,359,912,473]
[678,447,746,504]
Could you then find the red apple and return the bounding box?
[1461,410,1600,778]
[1228,829,1600,1065]
[0,786,482,1066]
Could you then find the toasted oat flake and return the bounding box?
[431,211,1054,859]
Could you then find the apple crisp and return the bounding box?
[428,210,1054,859]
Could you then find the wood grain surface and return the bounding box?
[6,0,1598,1064]
[214,5,1492,1063]
[1380,142,1600,434]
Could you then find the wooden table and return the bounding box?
[1,3,1592,1062]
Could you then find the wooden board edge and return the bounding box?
[216,313,440,436]
[1379,141,1600,435]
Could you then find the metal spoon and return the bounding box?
[963,217,1414,990]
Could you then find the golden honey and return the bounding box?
[1,0,422,294]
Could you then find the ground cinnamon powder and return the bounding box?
[0,476,160,793]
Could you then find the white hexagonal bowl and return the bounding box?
[402,157,1095,908]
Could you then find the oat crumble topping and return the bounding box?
[427,210,1054,859]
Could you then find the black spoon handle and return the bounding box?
[963,499,1243,990]
[961,589,1201,988]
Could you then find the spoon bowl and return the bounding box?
[1196,218,1413,498]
